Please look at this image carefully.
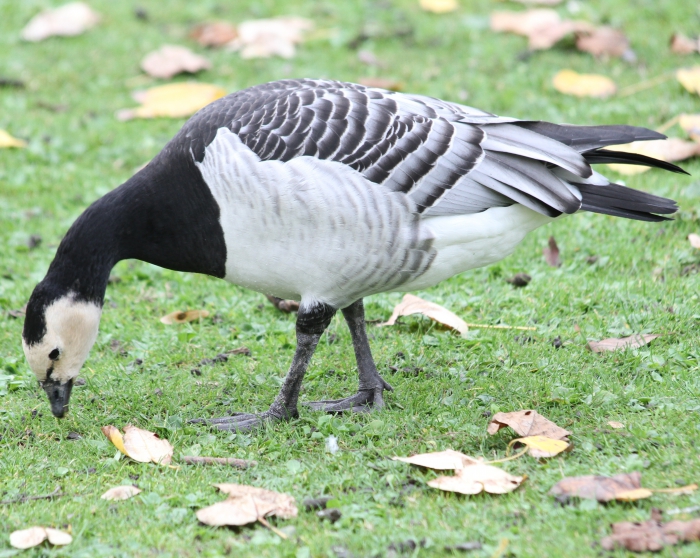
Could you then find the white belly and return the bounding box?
[399,204,553,291]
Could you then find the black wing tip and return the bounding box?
[584,149,691,176]
[576,182,678,222]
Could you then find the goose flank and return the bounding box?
[22,79,682,429]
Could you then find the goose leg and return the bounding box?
[304,299,393,413]
[192,302,336,431]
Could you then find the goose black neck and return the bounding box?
[40,147,227,305]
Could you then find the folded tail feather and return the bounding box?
[575,182,678,222]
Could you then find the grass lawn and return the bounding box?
[2,0,700,556]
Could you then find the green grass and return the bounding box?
[1,0,700,556]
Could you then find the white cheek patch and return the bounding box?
[23,295,101,383]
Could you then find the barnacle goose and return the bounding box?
[22,79,682,428]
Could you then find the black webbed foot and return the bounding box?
[304,376,393,413]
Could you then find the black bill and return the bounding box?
[42,378,74,418]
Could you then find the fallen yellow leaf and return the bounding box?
[511,435,571,458]
[428,463,524,495]
[677,66,700,94]
[0,129,27,148]
[160,309,210,324]
[615,488,654,501]
[379,293,468,335]
[607,139,700,175]
[552,69,616,98]
[419,0,459,14]
[102,424,173,465]
[101,485,142,501]
[101,425,128,455]
[117,83,226,121]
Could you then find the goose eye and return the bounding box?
[48,348,60,361]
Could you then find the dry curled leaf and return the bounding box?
[428,463,524,495]
[102,425,173,465]
[607,139,700,175]
[419,0,459,14]
[228,17,313,59]
[196,484,297,527]
[160,309,210,324]
[10,527,72,549]
[549,471,649,502]
[671,34,700,55]
[392,449,480,471]
[587,334,659,353]
[379,293,468,335]
[487,410,571,440]
[601,510,700,552]
[543,236,561,267]
[141,45,211,79]
[677,66,700,95]
[101,485,142,501]
[552,69,616,98]
[22,2,99,42]
[116,83,226,121]
[689,233,700,249]
[576,27,630,58]
[512,436,571,458]
[0,129,27,148]
[190,22,238,47]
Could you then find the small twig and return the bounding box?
[0,486,63,505]
[655,114,681,135]
[464,323,536,331]
[181,456,257,468]
[257,516,288,539]
[617,72,674,99]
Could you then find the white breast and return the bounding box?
[195,128,435,309]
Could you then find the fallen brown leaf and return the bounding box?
[552,69,616,98]
[160,309,210,324]
[543,236,561,267]
[506,272,531,287]
[196,484,297,527]
[0,129,27,148]
[607,420,625,429]
[392,449,479,470]
[689,233,700,249]
[21,2,99,42]
[679,113,700,141]
[141,45,211,79]
[266,294,300,313]
[607,138,700,175]
[101,485,141,501]
[601,509,700,552]
[379,293,468,335]
[576,26,630,58]
[428,463,524,495]
[358,77,403,91]
[419,0,459,14]
[487,410,571,440]
[677,66,700,94]
[587,334,659,353]
[116,83,226,121]
[228,17,313,59]
[511,436,571,458]
[101,425,173,465]
[190,22,238,47]
[10,527,72,549]
[549,471,650,502]
[671,34,700,55]
[490,9,592,50]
